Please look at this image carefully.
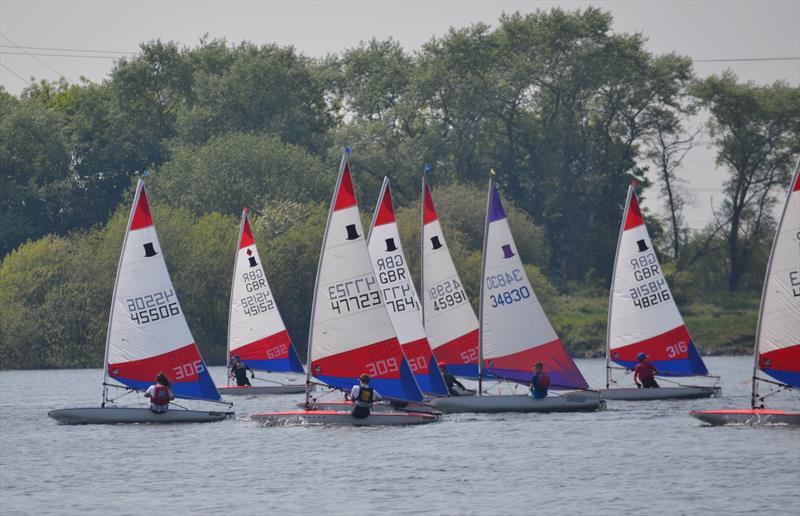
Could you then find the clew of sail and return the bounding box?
[420,178,480,378]
[308,152,423,401]
[481,181,588,389]
[105,180,220,401]
[368,178,449,396]
[607,184,708,376]
[756,163,800,388]
[227,208,304,373]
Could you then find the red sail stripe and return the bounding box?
[623,189,645,230]
[423,183,439,224]
[374,184,396,226]
[239,215,255,249]
[130,186,154,230]
[334,162,357,211]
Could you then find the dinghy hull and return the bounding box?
[218,385,306,395]
[431,392,602,414]
[298,400,438,414]
[690,408,800,426]
[48,407,234,425]
[600,386,720,400]
[250,409,439,426]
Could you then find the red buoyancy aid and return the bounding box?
[151,385,171,406]
[537,372,551,390]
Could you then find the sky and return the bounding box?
[1,0,798,227]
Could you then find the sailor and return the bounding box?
[438,361,467,396]
[528,362,550,399]
[349,373,382,419]
[229,356,254,387]
[634,352,660,388]
[144,372,174,413]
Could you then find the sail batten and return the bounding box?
[607,184,709,377]
[106,180,220,401]
[480,180,588,389]
[227,209,304,375]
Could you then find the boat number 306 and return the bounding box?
[126,289,180,325]
[172,359,205,380]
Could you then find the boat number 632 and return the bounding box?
[172,360,205,380]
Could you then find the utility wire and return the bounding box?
[694,56,799,63]
[1,51,121,59]
[0,44,137,55]
[0,62,32,86]
[0,33,73,81]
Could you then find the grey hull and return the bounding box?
[218,385,306,395]
[431,392,602,414]
[48,407,234,425]
[298,400,438,414]
[250,409,439,426]
[690,409,800,426]
[600,386,720,401]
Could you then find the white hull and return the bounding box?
[250,409,439,426]
[218,385,306,395]
[432,392,602,414]
[48,407,234,425]
[298,400,438,414]
[600,386,720,401]
[691,409,800,426]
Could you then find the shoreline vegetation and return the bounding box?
[2,8,796,370]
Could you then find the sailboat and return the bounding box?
[420,173,479,383]
[692,162,800,425]
[367,178,448,396]
[251,150,438,425]
[600,182,720,400]
[218,208,305,395]
[432,178,602,413]
[48,180,233,424]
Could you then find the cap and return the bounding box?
[637,352,647,360]
[438,361,446,368]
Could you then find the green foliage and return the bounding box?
[153,133,333,216]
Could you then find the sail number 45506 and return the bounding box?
[126,289,180,325]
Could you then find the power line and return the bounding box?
[0,33,73,82]
[694,56,799,63]
[0,44,137,55]
[0,62,32,86]
[1,51,121,60]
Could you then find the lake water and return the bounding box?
[1,357,798,515]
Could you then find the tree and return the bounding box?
[692,71,800,291]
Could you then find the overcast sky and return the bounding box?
[2,0,798,226]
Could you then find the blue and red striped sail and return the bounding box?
[308,151,424,401]
[607,184,709,376]
[105,180,221,401]
[481,180,589,389]
[421,177,480,378]
[227,208,304,374]
[755,163,800,388]
[368,178,449,396]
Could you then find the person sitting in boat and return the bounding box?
[349,373,382,419]
[634,353,660,388]
[438,361,467,396]
[229,355,255,387]
[528,362,550,399]
[144,372,174,413]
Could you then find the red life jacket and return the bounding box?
[538,372,551,390]
[151,384,171,406]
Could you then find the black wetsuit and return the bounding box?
[231,362,252,386]
[442,370,466,396]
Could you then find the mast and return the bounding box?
[102,179,143,406]
[420,166,429,326]
[226,209,248,387]
[305,148,350,406]
[605,183,633,389]
[750,159,800,408]
[477,174,493,396]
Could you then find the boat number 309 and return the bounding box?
[172,359,205,380]
[126,289,180,325]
